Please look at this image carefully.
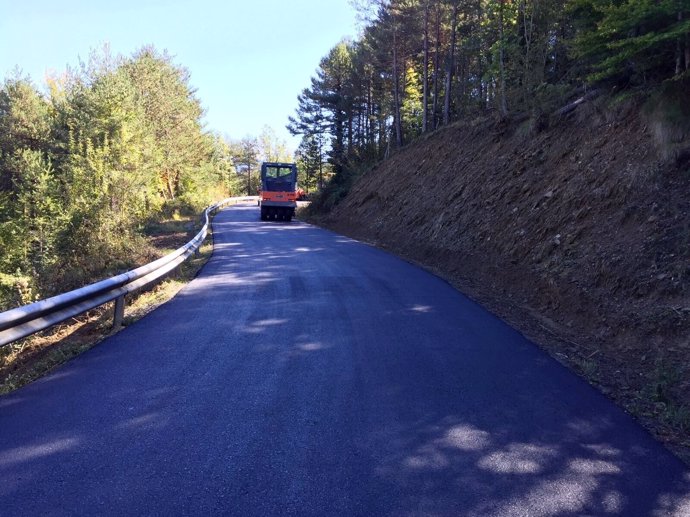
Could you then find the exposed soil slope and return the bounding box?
[318,99,690,461]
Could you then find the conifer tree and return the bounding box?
[571,0,690,83]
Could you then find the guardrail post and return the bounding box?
[113,295,125,329]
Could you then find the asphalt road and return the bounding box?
[1,203,689,516]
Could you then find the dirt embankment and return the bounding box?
[318,98,690,461]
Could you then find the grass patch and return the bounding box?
[641,358,683,406]
[618,357,690,456]
[661,403,690,435]
[572,356,600,382]
[142,217,198,237]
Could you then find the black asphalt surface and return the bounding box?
[1,203,689,516]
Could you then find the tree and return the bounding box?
[314,42,355,174]
[295,135,322,193]
[209,134,245,196]
[234,137,260,195]
[288,89,330,189]
[257,125,292,163]
[0,75,60,305]
[443,0,459,125]
[401,66,424,140]
[571,0,690,84]
[123,47,209,201]
[288,41,357,183]
[422,0,431,132]
[496,0,509,116]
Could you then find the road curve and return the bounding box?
[0,203,688,516]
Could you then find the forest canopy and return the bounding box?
[289,0,690,196]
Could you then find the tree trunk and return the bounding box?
[475,0,485,111]
[553,89,601,117]
[432,0,441,130]
[422,0,430,133]
[443,3,459,126]
[165,170,175,200]
[459,55,467,109]
[498,0,508,117]
[348,111,353,158]
[368,79,375,149]
[676,10,683,75]
[393,25,403,148]
[318,134,323,190]
[520,0,535,106]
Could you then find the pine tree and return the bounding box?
[401,66,424,140]
[571,0,690,84]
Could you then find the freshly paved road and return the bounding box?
[1,203,689,516]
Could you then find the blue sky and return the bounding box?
[0,0,358,151]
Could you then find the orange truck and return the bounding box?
[259,162,298,222]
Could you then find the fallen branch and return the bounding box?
[553,89,602,117]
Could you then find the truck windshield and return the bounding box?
[265,166,292,179]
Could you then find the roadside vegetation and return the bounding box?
[0,210,214,394]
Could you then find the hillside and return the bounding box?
[315,94,690,460]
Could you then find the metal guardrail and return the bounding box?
[0,196,258,347]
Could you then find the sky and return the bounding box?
[0,0,359,152]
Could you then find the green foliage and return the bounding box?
[0,271,34,311]
[258,126,292,163]
[123,47,210,201]
[0,47,231,309]
[295,134,325,193]
[231,136,261,196]
[0,75,62,305]
[0,75,51,155]
[305,165,358,213]
[401,66,423,140]
[571,0,690,84]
